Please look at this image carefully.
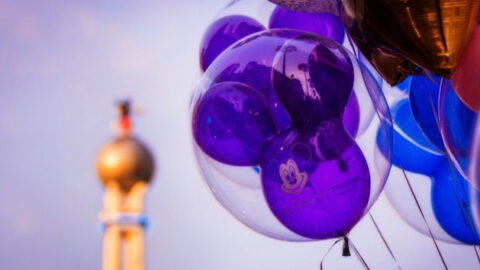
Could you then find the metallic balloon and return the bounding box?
[368,49,420,85]
[342,0,480,84]
[97,136,155,192]
[268,0,339,15]
[451,26,480,112]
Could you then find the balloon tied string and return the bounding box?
[118,100,132,136]
[369,213,402,269]
[319,236,370,270]
[401,169,448,269]
[427,90,480,265]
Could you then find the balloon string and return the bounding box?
[426,93,470,225]
[346,33,359,58]
[319,236,370,270]
[427,92,480,265]
[319,238,343,270]
[424,72,439,86]
[369,213,402,270]
[348,237,370,270]
[401,169,448,269]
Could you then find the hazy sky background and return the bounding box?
[0,0,479,269]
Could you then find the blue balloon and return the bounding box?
[377,99,480,244]
[432,160,479,244]
[409,74,445,152]
[396,76,412,92]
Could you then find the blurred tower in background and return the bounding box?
[96,101,155,270]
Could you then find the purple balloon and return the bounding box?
[261,130,370,239]
[272,36,353,130]
[261,35,369,239]
[193,30,369,239]
[269,6,345,44]
[199,15,265,72]
[192,82,277,166]
[207,31,301,132]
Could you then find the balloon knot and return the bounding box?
[342,236,351,257]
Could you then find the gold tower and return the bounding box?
[96,101,155,270]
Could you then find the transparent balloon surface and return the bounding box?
[198,0,376,139]
[438,79,477,179]
[191,27,392,241]
[379,95,480,245]
[469,115,480,236]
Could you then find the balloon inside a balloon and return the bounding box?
[199,15,265,72]
[438,79,477,180]
[194,1,392,240]
[409,74,445,153]
[377,99,480,244]
[193,30,383,239]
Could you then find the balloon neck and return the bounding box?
[342,236,351,257]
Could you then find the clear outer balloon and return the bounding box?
[409,74,445,153]
[469,115,480,235]
[199,15,265,72]
[191,29,392,241]
[269,6,345,43]
[438,79,476,179]
[201,0,376,135]
[451,26,480,112]
[378,98,480,244]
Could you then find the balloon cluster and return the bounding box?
[377,92,480,244]
[353,3,480,245]
[191,0,392,241]
[341,0,480,86]
[193,0,480,252]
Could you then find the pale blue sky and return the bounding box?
[0,0,478,269]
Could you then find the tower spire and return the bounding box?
[97,100,155,270]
